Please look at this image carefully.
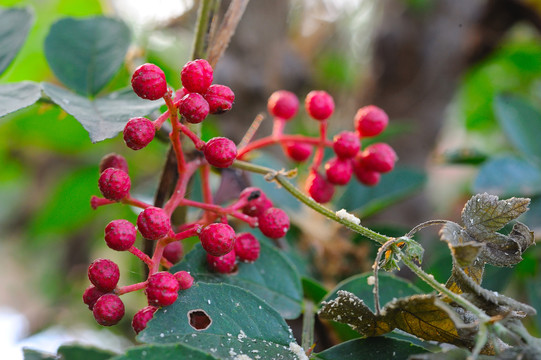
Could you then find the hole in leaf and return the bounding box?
[188,309,212,330]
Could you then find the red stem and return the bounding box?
[121,196,151,209]
[272,117,286,137]
[172,224,203,241]
[178,198,258,227]
[129,246,154,268]
[160,257,174,269]
[178,123,206,150]
[237,134,332,159]
[311,120,328,172]
[90,196,115,209]
[151,238,167,274]
[164,92,186,174]
[163,159,202,216]
[116,281,148,295]
[153,109,170,130]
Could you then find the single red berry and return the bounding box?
[358,143,397,173]
[163,241,183,264]
[234,232,261,262]
[258,207,290,239]
[98,168,131,201]
[99,153,129,174]
[173,271,194,290]
[354,105,388,138]
[207,250,237,273]
[137,207,171,240]
[88,259,120,292]
[204,84,235,114]
[93,294,125,326]
[174,87,190,102]
[83,285,107,311]
[325,157,353,185]
[305,171,335,203]
[267,90,299,120]
[203,137,237,168]
[239,187,273,217]
[305,90,334,121]
[181,59,213,93]
[123,117,155,150]
[104,219,137,251]
[199,223,236,257]
[132,306,158,334]
[131,63,167,100]
[146,271,180,307]
[352,157,381,186]
[284,142,312,162]
[333,131,360,159]
[178,93,210,124]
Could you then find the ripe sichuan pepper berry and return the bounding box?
[204,84,235,114]
[284,142,313,162]
[98,168,131,201]
[99,153,128,174]
[258,207,290,239]
[88,258,120,292]
[239,187,273,217]
[207,250,237,273]
[146,271,180,307]
[137,207,171,240]
[305,171,335,203]
[104,219,137,251]
[234,232,261,262]
[358,143,397,173]
[132,306,158,334]
[355,105,388,138]
[83,285,108,310]
[325,157,353,185]
[173,271,194,290]
[333,131,361,159]
[305,90,334,121]
[123,117,156,150]
[267,90,299,120]
[203,137,237,168]
[181,59,213,93]
[178,93,210,124]
[131,63,167,101]
[163,241,183,264]
[93,294,125,326]
[199,223,236,257]
[352,157,381,186]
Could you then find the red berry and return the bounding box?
[207,250,237,273]
[104,219,137,251]
[354,105,388,138]
[132,306,158,334]
[352,157,381,186]
[199,223,236,257]
[174,87,190,102]
[203,137,237,168]
[93,294,125,326]
[267,90,299,120]
[123,117,155,150]
[137,207,171,240]
[181,59,213,94]
[358,143,397,173]
[99,153,129,174]
[163,241,184,264]
[146,271,180,307]
[83,285,107,310]
[234,233,260,262]
[305,90,334,121]
[333,131,360,159]
[179,93,210,124]
[88,259,120,292]
[325,157,353,185]
[258,207,290,239]
[239,187,273,217]
[204,84,235,114]
[305,171,335,203]
[131,63,167,101]
[284,142,312,162]
[98,168,131,201]
[173,271,194,290]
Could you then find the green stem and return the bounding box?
[301,300,315,352]
[191,0,216,59]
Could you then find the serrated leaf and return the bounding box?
[111,343,218,360]
[0,7,33,75]
[57,344,117,360]
[313,337,427,360]
[44,16,130,96]
[42,82,162,143]
[172,242,303,319]
[0,81,41,118]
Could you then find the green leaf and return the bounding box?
[139,283,300,359]
[336,167,426,217]
[42,82,162,143]
[172,242,303,319]
[494,95,541,161]
[111,343,218,360]
[473,155,541,197]
[302,277,328,304]
[23,348,56,360]
[0,7,33,75]
[57,344,117,360]
[313,337,427,360]
[44,16,130,96]
[0,81,41,117]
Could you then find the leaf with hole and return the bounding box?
[0,7,33,75]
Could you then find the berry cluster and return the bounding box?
[86,60,290,333]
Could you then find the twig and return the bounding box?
[373,237,400,315]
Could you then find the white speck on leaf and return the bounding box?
[335,209,361,225]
